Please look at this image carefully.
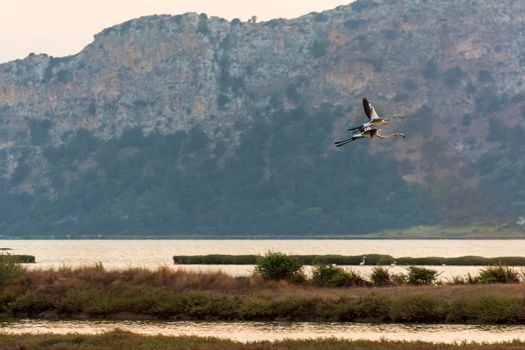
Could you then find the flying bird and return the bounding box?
[347,98,404,132]
[334,126,405,148]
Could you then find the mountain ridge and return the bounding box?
[0,0,524,236]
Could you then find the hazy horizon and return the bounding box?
[0,0,352,63]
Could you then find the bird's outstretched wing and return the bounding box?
[362,98,380,121]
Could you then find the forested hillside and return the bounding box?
[0,0,524,237]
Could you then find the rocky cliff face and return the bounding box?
[0,0,524,236]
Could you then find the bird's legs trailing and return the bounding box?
[347,125,365,132]
[334,135,364,147]
[334,136,354,144]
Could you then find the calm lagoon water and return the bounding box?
[2,239,525,279]
[1,320,525,344]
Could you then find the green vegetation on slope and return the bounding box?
[1,106,522,238]
[0,106,437,236]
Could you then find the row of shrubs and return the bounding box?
[2,287,525,324]
[173,254,525,266]
[255,252,525,286]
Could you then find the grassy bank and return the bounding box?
[173,254,525,266]
[1,265,525,324]
[1,331,525,350]
[0,254,35,263]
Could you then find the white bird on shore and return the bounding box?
[359,256,366,266]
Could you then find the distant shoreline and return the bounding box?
[1,236,525,240]
[1,224,524,240]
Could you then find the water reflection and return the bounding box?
[0,320,524,343]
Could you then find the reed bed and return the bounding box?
[0,331,525,350]
[173,254,525,266]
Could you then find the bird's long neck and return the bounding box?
[382,115,404,124]
[377,130,402,139]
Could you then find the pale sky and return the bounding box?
[0,0,353,63]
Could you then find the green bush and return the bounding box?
[355,295,391,321]
[57,289,94,314]
[312,264,365,287]
[333,302,358,321]
[240,297,275,320]
[390,294,446,322]
[406,266,439,285]
[272,298,318,320]
[152,293,187,318]
[478,265,520,284]
[448,294,525,323]
[0,291,15,313]
[370,266,392,286]
[9,292,52,316]
[185,292,230,319]
[255,251,304,281]
[0,253,27,285]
